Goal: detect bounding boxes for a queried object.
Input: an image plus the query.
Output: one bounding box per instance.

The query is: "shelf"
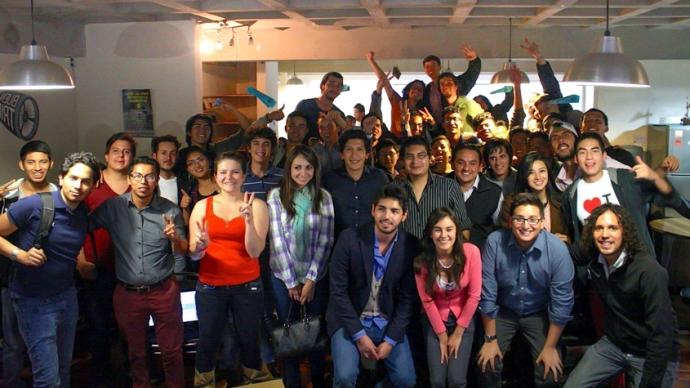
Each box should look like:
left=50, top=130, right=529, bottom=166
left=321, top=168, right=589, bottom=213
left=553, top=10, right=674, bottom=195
left=203, top=94, right=255, bottom=98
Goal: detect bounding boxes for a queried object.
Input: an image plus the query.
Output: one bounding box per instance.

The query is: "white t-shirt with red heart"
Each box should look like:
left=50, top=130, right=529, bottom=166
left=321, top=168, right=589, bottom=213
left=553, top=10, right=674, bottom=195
left=576, top=170, right=620, bottom=224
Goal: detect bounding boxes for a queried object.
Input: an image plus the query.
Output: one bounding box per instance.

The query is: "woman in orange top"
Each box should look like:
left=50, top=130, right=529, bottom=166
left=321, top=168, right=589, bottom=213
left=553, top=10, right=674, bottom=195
left=414, top=207, right=482, bottom=388
left=188, top=151, right=269, bottom=387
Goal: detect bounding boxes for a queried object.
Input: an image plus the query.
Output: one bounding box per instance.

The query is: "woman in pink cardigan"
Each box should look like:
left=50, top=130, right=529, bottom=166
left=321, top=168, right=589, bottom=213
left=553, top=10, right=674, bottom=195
left=414, top=207, right=482, bottom=388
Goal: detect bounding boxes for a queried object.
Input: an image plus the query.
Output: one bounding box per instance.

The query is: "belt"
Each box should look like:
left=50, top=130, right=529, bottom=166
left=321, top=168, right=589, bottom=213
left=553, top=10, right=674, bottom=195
left=118, top=276, right=170, bottom=293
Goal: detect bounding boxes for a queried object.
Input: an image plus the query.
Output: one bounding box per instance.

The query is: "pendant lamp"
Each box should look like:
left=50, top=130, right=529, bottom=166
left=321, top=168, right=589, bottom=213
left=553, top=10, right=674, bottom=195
left=562, top=0, right=649, bottom=88
left=491, top=18, right=530, bottom=86
left=0, top=0, right=75, bottom=90
left=286, top=62, right=303, bottom=86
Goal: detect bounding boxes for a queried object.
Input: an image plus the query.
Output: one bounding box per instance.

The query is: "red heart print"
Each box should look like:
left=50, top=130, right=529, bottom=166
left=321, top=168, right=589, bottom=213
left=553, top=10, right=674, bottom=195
left=583, top=197, right=601, bottom=213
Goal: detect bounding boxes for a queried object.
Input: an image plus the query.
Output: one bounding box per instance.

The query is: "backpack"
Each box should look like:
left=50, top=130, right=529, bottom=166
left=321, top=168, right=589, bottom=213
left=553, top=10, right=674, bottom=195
left=33, top=192, right=55, bottom=249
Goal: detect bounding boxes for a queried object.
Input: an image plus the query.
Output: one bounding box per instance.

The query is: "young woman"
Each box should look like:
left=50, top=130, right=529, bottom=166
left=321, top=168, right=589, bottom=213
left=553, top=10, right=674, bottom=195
left=181, top=146, right=218, bottom=223
left=267, top=145, right=334, bottom=388
left=188, top=152, right=269, bottom=387
left=514, top=151, right=568, bottom=241
left=414, top=208, right=481, bottom=388
left=430, top=135, right=454, bottom=176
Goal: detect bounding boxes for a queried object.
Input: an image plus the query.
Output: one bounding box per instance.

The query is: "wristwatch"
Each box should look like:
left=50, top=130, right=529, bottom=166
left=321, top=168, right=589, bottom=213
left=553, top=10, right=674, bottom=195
left=485, top=334, right=497, bottom=342
left=9, top=248, right=20, bottom=261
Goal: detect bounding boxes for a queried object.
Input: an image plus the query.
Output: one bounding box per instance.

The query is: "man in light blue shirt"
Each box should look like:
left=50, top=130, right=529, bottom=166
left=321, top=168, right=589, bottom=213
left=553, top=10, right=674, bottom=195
left=478, top=192, right=574, bottom=387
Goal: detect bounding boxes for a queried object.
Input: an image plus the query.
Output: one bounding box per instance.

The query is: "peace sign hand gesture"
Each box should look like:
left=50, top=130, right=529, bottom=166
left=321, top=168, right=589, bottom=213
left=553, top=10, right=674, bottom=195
left=240, top=192, right=255, bottom=224
left=194, top=219, right=209, bottom=253
left=162, top=214, right=178, bottom=242
left=0, top=178, right=19, bottom=198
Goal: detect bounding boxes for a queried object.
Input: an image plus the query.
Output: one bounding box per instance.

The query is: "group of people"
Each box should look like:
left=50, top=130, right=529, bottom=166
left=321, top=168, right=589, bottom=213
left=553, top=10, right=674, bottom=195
left=0, top=38, right=685, bottom=388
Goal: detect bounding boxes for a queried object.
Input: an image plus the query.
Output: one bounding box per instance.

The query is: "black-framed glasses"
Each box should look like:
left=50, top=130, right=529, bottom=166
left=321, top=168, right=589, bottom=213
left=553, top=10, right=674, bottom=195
left=129, top=173, right=157, bottom=183
left=511, top=216, right=542, bottom=226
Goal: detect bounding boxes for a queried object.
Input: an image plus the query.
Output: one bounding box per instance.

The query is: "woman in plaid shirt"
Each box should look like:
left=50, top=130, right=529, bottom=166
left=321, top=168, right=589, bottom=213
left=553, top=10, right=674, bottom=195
left=267, top=144, right=334, bottom=388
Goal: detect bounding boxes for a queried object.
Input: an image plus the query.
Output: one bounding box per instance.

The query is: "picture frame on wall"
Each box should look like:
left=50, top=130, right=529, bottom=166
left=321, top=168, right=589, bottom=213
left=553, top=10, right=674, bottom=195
left=122, top=89, right=154, bottom=137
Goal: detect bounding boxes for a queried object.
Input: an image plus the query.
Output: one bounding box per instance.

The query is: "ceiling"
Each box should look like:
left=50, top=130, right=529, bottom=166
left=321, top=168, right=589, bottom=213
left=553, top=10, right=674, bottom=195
left=3, top=0, right=690, bottom=31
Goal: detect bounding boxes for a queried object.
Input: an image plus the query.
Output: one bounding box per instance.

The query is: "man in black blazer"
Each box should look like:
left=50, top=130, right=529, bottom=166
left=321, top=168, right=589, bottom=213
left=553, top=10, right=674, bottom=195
left=327, top=185, right=419, bottom=388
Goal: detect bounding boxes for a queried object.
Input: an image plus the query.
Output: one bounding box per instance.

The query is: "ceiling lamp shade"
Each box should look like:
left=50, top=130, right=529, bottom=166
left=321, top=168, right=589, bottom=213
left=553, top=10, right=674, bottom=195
left=0, top=0, right=75, bottom=90
left=491, top=18, right=530, bottom=86
left=286, top=61, right=303, bottom=85
left=562, top=0, right=649, bottom=88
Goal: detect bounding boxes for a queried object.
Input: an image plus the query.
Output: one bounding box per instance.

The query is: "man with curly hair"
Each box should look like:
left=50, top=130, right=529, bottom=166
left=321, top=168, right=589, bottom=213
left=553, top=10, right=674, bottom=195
left=565, top=204, right=679, bottom=388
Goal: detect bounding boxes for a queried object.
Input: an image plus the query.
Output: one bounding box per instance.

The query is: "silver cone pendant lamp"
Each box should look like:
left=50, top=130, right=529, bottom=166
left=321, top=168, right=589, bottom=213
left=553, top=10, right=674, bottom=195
left=562, top=0, right=649, bottom=88
left=491, top=18, right=530, bottom=86
left=0, top=0, right=75, bottom=90
left=286, top=61, right=303, bottom=85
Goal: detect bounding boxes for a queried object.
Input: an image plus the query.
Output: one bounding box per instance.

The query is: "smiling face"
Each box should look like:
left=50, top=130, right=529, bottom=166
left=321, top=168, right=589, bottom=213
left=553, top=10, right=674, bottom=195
left=59, top=162, right=95, bottom=207
left=290, top=154, right=314, bottom=189
left=527, top=159, right=549, bottom=194
left=318, top=118, right=338, bottom=145
left=550, top=128, right=577, bottom=161
left=423, top=60, right=441, bottom=80
left=407, top=82, right=424, bottom=102
left=20, top=151, right=53, bottom=184
left=581, top=110, right=608, bottom=138
left=488, top=147, right=510, bottom=179
left=510, top=132, right=528, bottom=164
left=362, top=116, right=382, bottom=140
left=511, top=204, right=543, bottom=249
left=442, top=112, right=462, bottom=143
left=249, top=137, right=272, bottom=165
left=190, top=118, right=212, bottom=146
left=403, top=144, right=430, bottom=178
left=453, top=148, right=482, bottom=186
left=411, top=115, right=424, bottom=136
left=439, top=77, right=458, bottom=99
left=321, top=75, right=343, bottom=101
left=593, top=210, right=624, bottom=264
left=105, top=139, right=133, bottom=173
left=377, top=145, right=399, bottom=173
left=186, top=151, right=210, bottom=179
left=372, top=197, right=407, bottom=235
left=286, top=116, right=308, bottom=144
left=153, top=141, right=178, bottom=173
left=432, top=138, right=451, bottom=166
left=215, top=158, right=244, bottom=194
left=431, top=216, right=456, bottom=255
left=342, top=138, right=368, bottom=175
left=575, top=137, right=606, bottom=182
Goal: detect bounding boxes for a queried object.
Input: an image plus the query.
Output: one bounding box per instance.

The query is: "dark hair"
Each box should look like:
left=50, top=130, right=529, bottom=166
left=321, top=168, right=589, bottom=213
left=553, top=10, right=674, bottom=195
left=510, top=192, right=544, bottom=218
left=362, top=112, right=381, bottom=123
left=105, top=132, right=137, bottom=156
left=581, top=204, right=644, bottom=259
left=286, top=110, right=308, bottom=123
left=472, top=111, right=495, bottom=130
left=61, top=152, right=101, bottom=183
left=20, top=140, right=51, bottom=160
left=338, top=129, right=371, bottom=153
left=184, top=114, right=214, bottom=147
left=280, top=145, right=324, bottom=219
left=185, top=145, right=213, bottom=176
left=474, top=95, right=492, bottom=109
left=583, top=108, right=609, bottom=126
left=438, top=72, right=458, bottom=87
left=375, top=138, right=399, bottom=163
left=246, top=127, right=278, bottom=150
left=128, top=156, right=160, bottom=177
left=422, top=55, right=441, bottom=66
left=413, top=207, right=467, bottom=296
left=509, top=128, right=529, bottom=143
left=576, top=131, right=606, bottom=151
left=320, top=72, right=343, bottom=87
left=151, top=135, right=180, bottom=154
left=400, top=136, right=431, bottom=158
left=528, top=131, right=549, bottom=145
left=373, top=184, right=408, bottom=213
left=353, top=103, right=365, bottom=113
left=483, top=139, right=513, bottom=167
left=452, top=143, right=482, bottom=163
left=515, top=151, right=556, bottom=197
left=402, top=80, right=425, bottom=101
left=215, top=151, right=248, bottom=174
left=442, top=105, right=462, bottom=118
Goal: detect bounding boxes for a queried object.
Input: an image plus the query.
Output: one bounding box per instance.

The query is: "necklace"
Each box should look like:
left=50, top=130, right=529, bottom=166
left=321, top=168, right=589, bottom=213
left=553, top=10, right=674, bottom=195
left=438, top=258, right=453, bottom=269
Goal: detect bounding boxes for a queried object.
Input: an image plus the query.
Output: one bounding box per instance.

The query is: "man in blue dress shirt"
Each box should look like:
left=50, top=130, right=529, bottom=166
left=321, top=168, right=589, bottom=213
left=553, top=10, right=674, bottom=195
left=478, top=192, right=574, bottom=387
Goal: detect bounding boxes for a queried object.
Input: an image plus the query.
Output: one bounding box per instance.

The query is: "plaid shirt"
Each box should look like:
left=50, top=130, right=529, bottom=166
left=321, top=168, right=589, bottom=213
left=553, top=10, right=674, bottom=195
left=267, top=188, right=334, bottom=288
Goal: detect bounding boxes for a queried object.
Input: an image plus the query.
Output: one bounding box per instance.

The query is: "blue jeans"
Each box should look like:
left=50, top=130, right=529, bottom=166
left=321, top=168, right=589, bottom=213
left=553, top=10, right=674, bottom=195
left=271, top=275, right=328, bottom=388
left=194, top=279, right=264, bottom=372
left=330, top=326, right=416, bottom=388
left=2, top=287, right=27, bottom=388
left=564, top=336, right=679, bottom=388
left=11, top=287, right=78, bottom=388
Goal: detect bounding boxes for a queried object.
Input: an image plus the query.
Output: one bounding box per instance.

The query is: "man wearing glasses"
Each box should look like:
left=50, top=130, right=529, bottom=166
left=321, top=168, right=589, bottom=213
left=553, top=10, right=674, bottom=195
left=478, top=192, right=574, bottom=387
left=90, top=156, right=188, bottom=388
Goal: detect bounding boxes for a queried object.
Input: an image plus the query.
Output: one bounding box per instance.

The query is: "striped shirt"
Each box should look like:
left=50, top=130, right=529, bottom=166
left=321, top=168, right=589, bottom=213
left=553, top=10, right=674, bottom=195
left=242, top=165, right=284, bottom=202
left=394, top=172, right=471, bottom=239
left=267, top=188, right=334, bottom=289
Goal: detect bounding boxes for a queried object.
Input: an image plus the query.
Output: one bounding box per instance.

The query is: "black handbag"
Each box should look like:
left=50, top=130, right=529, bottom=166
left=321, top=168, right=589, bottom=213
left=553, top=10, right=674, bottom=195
left=270, top=303, right=327, bottom=359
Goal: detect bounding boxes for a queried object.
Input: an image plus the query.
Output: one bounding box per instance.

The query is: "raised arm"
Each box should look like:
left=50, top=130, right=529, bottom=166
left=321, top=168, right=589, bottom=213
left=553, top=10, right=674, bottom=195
left=366, top=51, right=402, bottom=104
left=457, top=44, right=481, bottom=96
left=520, top=38, right=563, bottom=98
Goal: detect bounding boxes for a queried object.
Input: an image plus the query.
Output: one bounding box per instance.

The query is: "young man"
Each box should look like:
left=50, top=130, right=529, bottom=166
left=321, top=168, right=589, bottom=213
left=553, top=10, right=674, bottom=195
left=76, top=132, right=136, bottom=385
left=0, top=140, right=58, bottom=388
left=421, top=46, right=481, bottom=124
left=0, top=152, right=100, bottom=388
left=394, top=136, right=471, bottom=240
left=452, top=144, right=503, bottom=249
left=324, top=130, right=389, bottom=237
left=313, top=116, right=343, bottom=175
left=243, top=127, right=284, bottom=201
left=565, top=204, right=679, bottom=388
left=549, top=121, right=579, bottom=192
left=295, top=71, right=350, bottom=139
left=274, top=110, right=309, bottom=168
left=327, top=185, right=419, bottom=387
left=152, top=134, right=181, bottom=204
left=90, top=156, right=188, bottom=388
left=435, top=73, right=483, bottom=140
left=353, top=103, right=366, bottom=126
left=561, top=132, right=688, bottom=254
left=483, top=139, right=517, bottom=196
left=478, top=193, right=574, bottom=387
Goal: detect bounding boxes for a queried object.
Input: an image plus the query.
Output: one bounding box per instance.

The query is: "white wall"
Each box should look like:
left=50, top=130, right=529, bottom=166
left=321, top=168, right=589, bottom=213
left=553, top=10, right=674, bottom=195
left=75, top=21, right=202, bottom=156
left=596, top=60, right=690, bottom=146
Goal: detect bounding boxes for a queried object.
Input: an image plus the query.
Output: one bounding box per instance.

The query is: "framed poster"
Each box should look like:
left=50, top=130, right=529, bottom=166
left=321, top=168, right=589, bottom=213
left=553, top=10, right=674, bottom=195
left=122, top=89, right=153, bottom=136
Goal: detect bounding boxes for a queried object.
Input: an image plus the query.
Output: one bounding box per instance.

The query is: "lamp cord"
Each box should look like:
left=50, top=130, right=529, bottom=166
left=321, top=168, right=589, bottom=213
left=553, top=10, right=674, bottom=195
left=30, top=0, right=37, bottom=44
left=508, top=17, right=512, bottom=61
left=605, top=0, right=611, bottom=36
